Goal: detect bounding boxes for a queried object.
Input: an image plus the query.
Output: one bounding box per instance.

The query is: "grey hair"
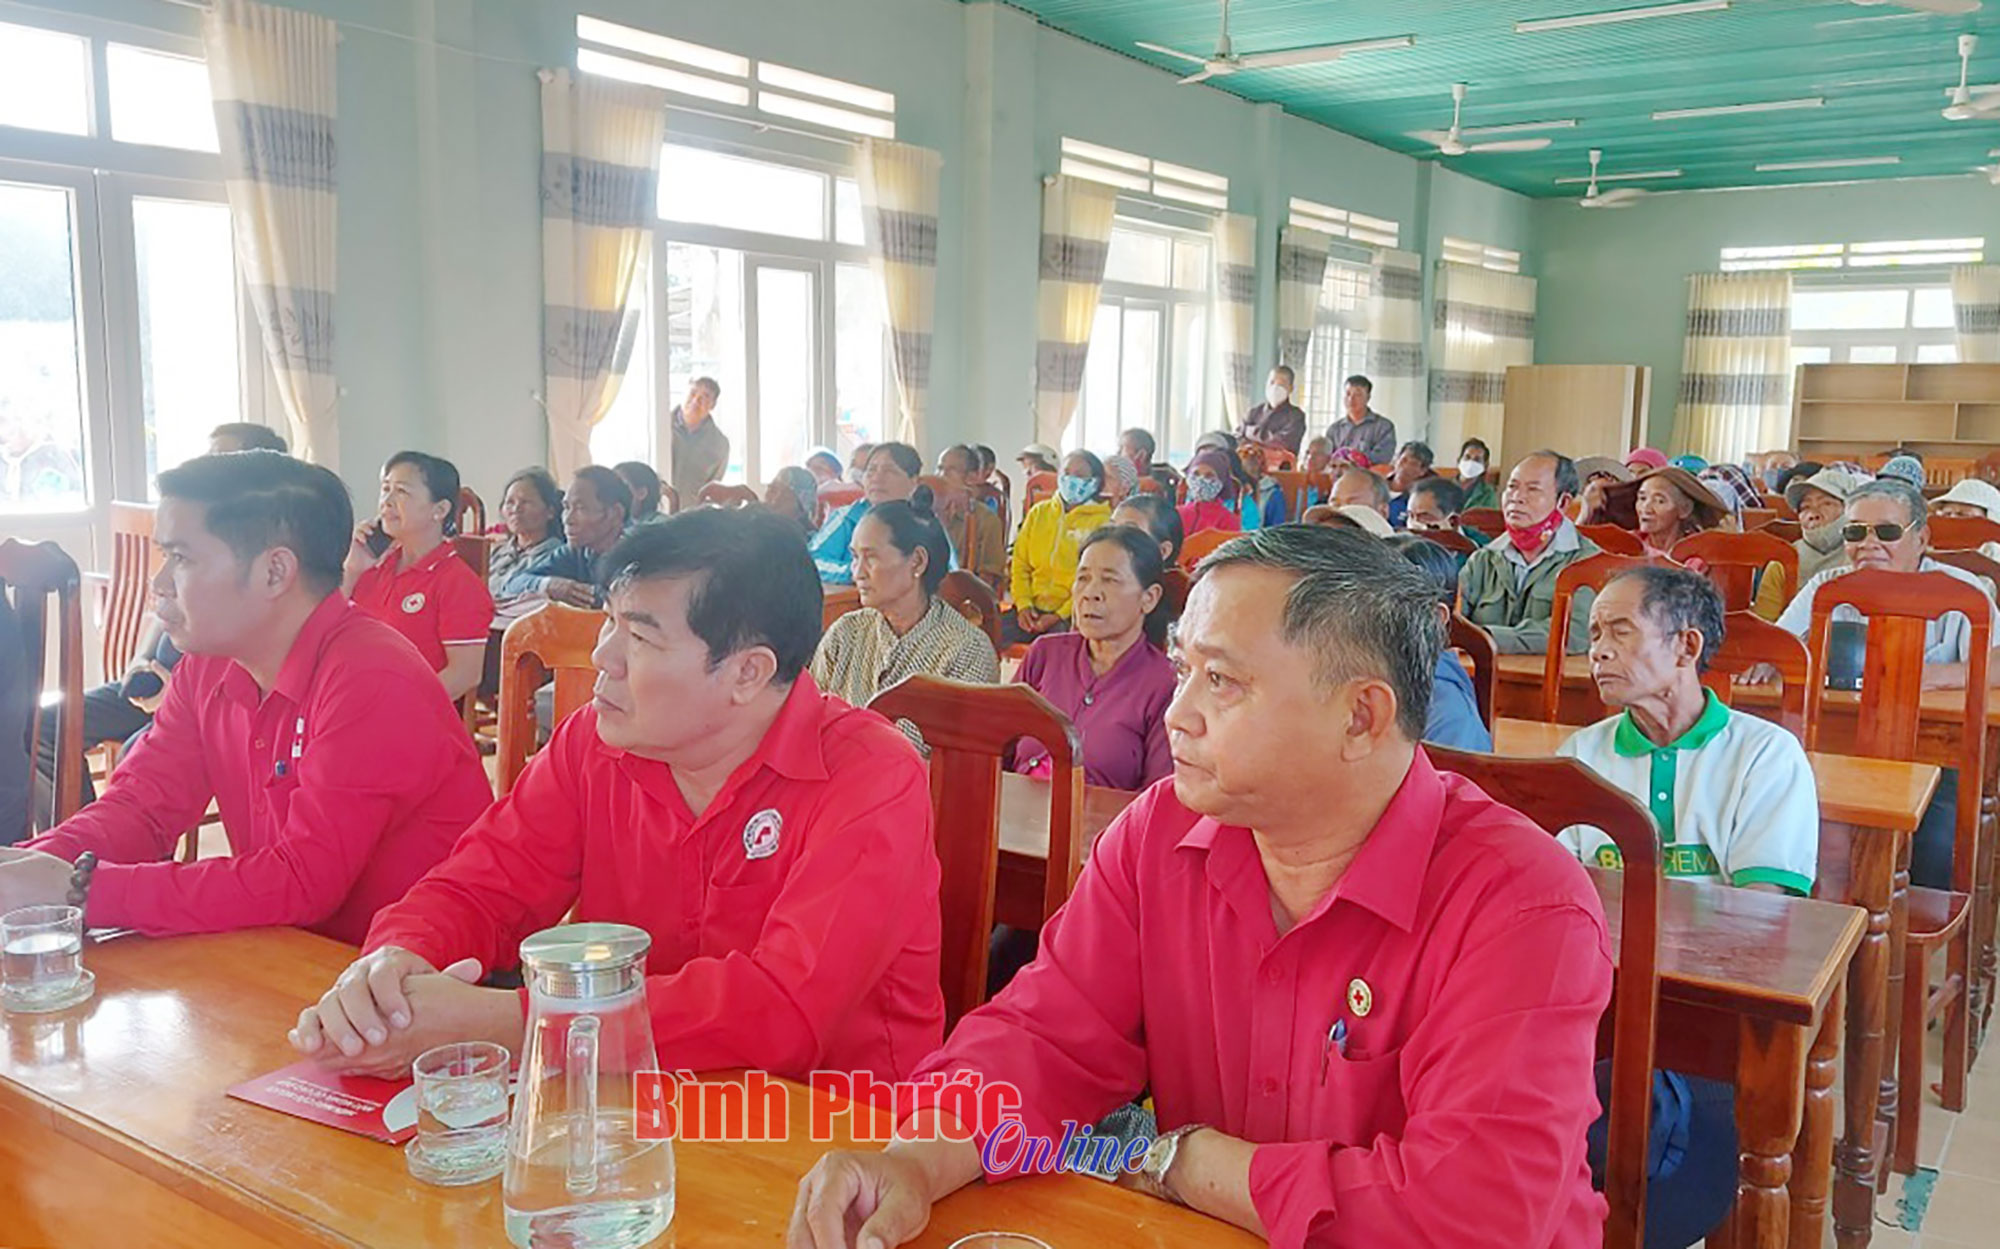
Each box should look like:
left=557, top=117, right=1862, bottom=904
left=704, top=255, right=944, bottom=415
left=1195, top=525, right=1440, bottom=741
left=1846, top=478, right=1927, bottom=529
left=1337, top=466, right=1393, bottom=511
left=1606, top=565, right=1725, bottom=673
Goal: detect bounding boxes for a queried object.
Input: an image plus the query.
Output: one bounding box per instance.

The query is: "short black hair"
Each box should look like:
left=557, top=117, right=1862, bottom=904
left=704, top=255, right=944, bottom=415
left=868, top=442, right=923, bottom=478
left=604, top=508, right=821, bottom=684
left=1386, top=533, right=1459, bottom=609
left=693, top=376, right=721, bottom=401
left=571, top=464, right=633, bottom=526
left=1607, top=565, right=1726, bottom=672
left=973, top=445, right=997, bottom=472
left=1459, top=437, right=1490, bottom=459
left=1410, top=475, right=1465, bottom=516
left=1079, top=523, right=1170, bottom=648
left=384, top=451, right=463, bottom=533
left=1523, top=449, right=1580, bottom=498
left=861, top=487, right=951, bottom=597
left=1270, top=364, right=1296, bottom=387
left=1112, top=491, right=1185, bottom=562
left=504, top=466, right=565, bottom=540
left=209, top=422, right=289, bottom=454
left=1396, top=441, right=1435, bottom=469
left=1344, top=374, right=1374, bottom=394
left=613, top=461, right=663, bottom=517
left=1121, top=427, right=1156, bottom=460
left=157, top=451, right=351, bottom=594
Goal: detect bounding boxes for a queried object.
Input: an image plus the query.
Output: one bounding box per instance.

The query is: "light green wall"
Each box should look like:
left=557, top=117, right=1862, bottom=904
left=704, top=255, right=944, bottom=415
left=1533, top=176, right=1997, bottom=448
left=54, top=0, right=1539, bottom=498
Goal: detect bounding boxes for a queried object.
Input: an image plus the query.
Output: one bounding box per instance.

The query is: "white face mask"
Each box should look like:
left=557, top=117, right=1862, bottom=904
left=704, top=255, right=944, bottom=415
left=1459, top=458, right=1485, bottom=480
left=1265, top=383, right=1290, bottom=408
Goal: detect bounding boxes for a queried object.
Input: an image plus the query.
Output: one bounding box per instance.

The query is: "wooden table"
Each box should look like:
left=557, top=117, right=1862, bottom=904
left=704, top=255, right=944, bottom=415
left=994, top=771, right=1136, bottom=930
left=0, top=928, right=1259, bottom=1249
left=1495, top=718, right=1935, bottom=1249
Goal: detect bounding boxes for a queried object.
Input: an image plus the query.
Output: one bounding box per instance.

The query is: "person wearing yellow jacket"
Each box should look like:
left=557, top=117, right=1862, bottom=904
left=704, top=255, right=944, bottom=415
left=1007, top=449, right=1111, bottom=644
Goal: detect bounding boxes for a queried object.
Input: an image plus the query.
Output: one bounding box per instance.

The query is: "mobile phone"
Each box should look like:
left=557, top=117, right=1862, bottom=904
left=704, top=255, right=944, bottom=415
left=364, top=522, right=393, bottom=558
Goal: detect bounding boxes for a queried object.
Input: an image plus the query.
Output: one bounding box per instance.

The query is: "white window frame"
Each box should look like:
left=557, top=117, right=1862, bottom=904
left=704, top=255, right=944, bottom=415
left=1072, top=213, right=1214, bottom=460
left=1788, top=278, right=1958, bottom=367
left=1288, top=196, right=1399, bottom=249
left=1442, top=235, right=1522, bottom=274
left=1302, top=254, right=1372, bottom=429
left=1722, top=237, right=1986, bottom=272
left=1059, top=137, right=1228, bottom=211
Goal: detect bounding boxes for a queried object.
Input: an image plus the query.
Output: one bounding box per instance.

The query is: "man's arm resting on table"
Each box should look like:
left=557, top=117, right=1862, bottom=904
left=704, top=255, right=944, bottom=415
left=291, top=944, right=524, bottom=1077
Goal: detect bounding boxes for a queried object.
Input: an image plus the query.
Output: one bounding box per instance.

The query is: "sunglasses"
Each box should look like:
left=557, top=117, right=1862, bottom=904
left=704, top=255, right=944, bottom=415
left=1841, top=522, right=1913, bottom=544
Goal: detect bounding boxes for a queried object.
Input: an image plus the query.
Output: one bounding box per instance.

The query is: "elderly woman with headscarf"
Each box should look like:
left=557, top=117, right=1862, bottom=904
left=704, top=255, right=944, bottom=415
left=1101, top=450, right=1139, bottom=506
left=763, top=465, right=819, bottom=533
left=1624, top=447, right=1669, bottom=475
left=1178, top=446, right=1241, bottom=538
left=1633, top=464, right=1731, bottom=558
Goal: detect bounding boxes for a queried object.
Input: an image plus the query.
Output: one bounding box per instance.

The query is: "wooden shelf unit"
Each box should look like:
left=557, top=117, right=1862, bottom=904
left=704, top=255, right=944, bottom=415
left=1793, top=364, right=2000, bottom=473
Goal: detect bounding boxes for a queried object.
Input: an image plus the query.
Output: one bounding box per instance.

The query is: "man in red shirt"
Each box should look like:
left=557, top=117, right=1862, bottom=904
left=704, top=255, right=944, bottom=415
left=790, top=526, right=1613, bottom=1249
left=289, top=508, right=944, bottom=1084
left=0, top=452, right=489, bottom=943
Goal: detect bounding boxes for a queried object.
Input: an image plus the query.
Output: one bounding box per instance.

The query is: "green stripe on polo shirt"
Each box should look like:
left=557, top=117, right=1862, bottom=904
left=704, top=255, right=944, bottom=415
left=1609, top=690, right=1731, bottom=851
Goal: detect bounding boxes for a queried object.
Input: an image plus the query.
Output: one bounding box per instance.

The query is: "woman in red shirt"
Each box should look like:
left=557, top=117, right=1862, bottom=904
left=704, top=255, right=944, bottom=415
left=344, top=451, right=494, bottom=701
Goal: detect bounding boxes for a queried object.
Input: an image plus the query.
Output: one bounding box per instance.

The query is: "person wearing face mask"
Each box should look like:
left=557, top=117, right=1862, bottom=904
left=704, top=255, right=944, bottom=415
left=1458, top=451, right=1602, bottom=655
left=1458, top=438, right=1497, bottom=511
left=808, top=442, right=922, bottom=585
left=1007, top=450, right=1112, bottom=641
left=1177, top=448, right=1241, bottom=539
left=1752, top=467, right=1869, bottom=620
left=1239, top=365, right=1307, bottom=458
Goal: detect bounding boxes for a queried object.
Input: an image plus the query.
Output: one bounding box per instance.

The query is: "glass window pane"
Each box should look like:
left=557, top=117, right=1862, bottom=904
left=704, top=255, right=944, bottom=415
left=1119, top=306, right=1161, bottom=443
left=660, top=145, right=825, bottom=241
left=1790, top=346, right=1834, bottom=369
left=0, top=23, right=89, bottom=136
left=0, top=182, right=88, bottom=513
left=1172, top=237, right=1209, bottom=291
left=834, top=262, right=884, bottom=463
left=589, top=259, right=654, bottom=470
left=1847, top=345, right=1899, bottom=364
left=1791, top=288, right=1909, bottom=332
left=1911, top=287, right=1956, bottom=330
left=753, top=266, right=815, bottom=483
left=1104, top=226, right=1171, bottom=287
left=1167, top=303, right=1205, bottom=460
left=133, top=197, right=242, bottom=487
left=835, top=178, right=863, bottom=247
left=1916, top=343, right=1959, bottom=364
left=108, top=44, right=221, bottom=153
left=1071, top=303, right=1122, bottom=451
left=664, top=241, right=748, bottom=481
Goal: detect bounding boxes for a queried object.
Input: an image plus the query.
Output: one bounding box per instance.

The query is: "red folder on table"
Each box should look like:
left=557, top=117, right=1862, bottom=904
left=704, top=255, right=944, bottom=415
left=227, top=1059, right=419, bottom=1144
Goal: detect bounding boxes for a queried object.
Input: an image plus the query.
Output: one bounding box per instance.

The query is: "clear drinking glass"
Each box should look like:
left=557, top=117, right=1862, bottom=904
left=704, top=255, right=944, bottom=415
left=406, top=1041, right=511, bottom=1186
left=948, top=1235, right=1055, bottom=1249
left=0, top=904, right=92, bottom=1014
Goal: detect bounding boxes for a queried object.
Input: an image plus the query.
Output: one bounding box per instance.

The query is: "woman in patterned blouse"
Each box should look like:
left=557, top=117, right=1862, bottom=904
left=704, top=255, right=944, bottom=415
left=480, top=467, right=566, bottom=698
left=810, top=485, right=999, bottom=746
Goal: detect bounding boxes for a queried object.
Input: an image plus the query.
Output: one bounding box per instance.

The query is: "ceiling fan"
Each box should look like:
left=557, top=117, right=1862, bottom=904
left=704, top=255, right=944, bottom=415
left=1136, top=0, right=1414, bottom=86
left=1849, top=0, right=1981, bottom=14
left=1412, top=83, right=1557, bottom=156
left=1577, top=150, right=1649, bottom=208
left=1945, top=34, right=2000, bottom=120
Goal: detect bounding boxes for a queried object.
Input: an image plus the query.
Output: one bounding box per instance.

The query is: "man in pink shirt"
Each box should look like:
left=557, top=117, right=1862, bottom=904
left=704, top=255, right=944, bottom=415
left=791, top=526, right=1613, bottom=1249
left=0, top=452, right=488, bottom=942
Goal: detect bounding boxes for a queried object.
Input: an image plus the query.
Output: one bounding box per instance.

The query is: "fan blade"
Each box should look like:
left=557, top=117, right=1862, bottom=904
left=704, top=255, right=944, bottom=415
left=1136, top=41, right=1211, bottom=66
left=1408, top=129, right=1455, bottom=145
left=1233, top=43, right=1356, bottom=71
left=1593, top=187, right=1648, bottom=205
left=1865, top=0, right=1983, bottom=13
left=1968, top=93, right=2000, bottom=116
left=1179, top=67, right=1221, bottom=85
left=1465, top=137, right=1555, bottom=153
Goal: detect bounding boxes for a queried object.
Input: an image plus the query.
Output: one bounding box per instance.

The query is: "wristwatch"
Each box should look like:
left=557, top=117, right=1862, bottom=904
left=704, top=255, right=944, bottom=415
left=1136, top=1122, right=1206, bottom=1205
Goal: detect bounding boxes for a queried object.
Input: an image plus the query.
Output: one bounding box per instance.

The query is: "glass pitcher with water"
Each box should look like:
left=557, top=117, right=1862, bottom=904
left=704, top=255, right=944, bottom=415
left=504, top=922, right=675, bottom=1248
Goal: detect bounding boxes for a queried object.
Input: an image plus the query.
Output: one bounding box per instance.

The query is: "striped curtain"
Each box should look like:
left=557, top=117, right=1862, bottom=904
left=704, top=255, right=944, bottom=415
left=1033, top=176, right=1118, bottom=449
left=1275, top=225, right=1333, bottom=377
left=1672, top=272, right=1793, bottom=464
left=201, top=0, right=338, bottom=465
left=1364, top=248, right=1424, bottom=442
left=1429, top=263, right=1537, bottom=454
left=1212, top=212, right=1258, bottom=427
left=857, top=139, right=943, bottom=447
left=1952, top=264, right=2000, bottom=364
left=539, top=68, right=667, bottom=482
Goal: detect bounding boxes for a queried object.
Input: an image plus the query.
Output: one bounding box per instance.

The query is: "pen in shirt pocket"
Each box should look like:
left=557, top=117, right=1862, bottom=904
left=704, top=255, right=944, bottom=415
left=1319, top=1017, right=1349, bottom=1083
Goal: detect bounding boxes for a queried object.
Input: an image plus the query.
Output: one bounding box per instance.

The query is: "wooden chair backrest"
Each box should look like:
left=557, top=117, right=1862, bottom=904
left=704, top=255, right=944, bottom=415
left=1545, top=553, right=1674, bottom=723
left=867, top=675, right=1083, bottom=1027
left=1762, top=492, right=1796, bottom=519
left=1702, top=611, right=1812, bottom=742
left=456, top=486, right=485, bottom=537
left=938, top=571, right=1002, bottom=650
left=1927, top=456, right=1978, bottom=489
left=1447, top=612, right=1497, bottom=730
left=1428, top=747, right=1660, bottom=1249
left=1160, top=568, right=1192, bottom=619
left=1023, top=471, right=1057, bottom=510
left=449, top=534, right=490, bottom=581
left=1927, top=514, right=2000, bottom=553
left=1762, top=518, right=1802, bottom=543
left=1739, top=507, right=1779, bottom=532
left=102, top=502, right=159, bottom=677
left=1267, top=469, right=1319, bottom=521
left=0, top=540, right=84, bottom=835
left=1179, top=527, right=1236, bottom=572
left=1577, top=524, right=1645, bottom=556
left=1929, top=548, right=2000, bottom=595
left=697, top=482, right=760, bottom=509
left=495, top=604, right=605, bottom=796
left=818, top=485, right=863, bottom=519
left=1414, top=527, right=1478, bottom=557
left=1672, top=529, right=1798, bottom=613
left=1461, top=507, right=1504, bottom=536
left=1805, top=569, right=1989, bottom=893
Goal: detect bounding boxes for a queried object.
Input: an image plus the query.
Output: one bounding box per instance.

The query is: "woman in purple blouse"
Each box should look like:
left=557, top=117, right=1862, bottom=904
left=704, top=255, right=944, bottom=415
left=1012, top=524, right=1177, bottom=791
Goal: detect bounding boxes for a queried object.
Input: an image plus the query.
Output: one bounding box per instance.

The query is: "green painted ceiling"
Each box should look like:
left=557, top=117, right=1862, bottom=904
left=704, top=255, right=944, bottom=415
left=992, top=0, right=2000, bottom=196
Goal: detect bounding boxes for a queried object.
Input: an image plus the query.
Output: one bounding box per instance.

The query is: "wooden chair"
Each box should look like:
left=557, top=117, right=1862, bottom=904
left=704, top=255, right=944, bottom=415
left=868, top=675, right=1083, bottom=1027
left=0, top=540, right=85, bottom=836
left=1702, top=611, right=1812, bottom=742
left=1268, top=469, right=1317, bottom=521
left=1544, top=553, right=1674, bottom=724
left=1461, top=506, right=1504, bottom=537
left=818, top=484, right=863, bottom=517
left=456, top=486, right=485, bottom=537
left=1762, top=518, right=1802, bottom=543
left=1159, top=568, right=1192, bottom=619
left=1927, top=457, right=1978, bottom=490
left=1023, top=471, right=1057, bottom=511
left=1446, top=612, right=1497, bottom=731
left=1428, top=747, right=1661, bottom=1249
left=1739, top=507, right=1779, bottom=533
left=1578, top=524, right=1645, bottom=556
left=938, top=571, right=1002, bottom=650
left=1927, top=514, right=2000, bottom=553
left=660, top=485, right=681, bottom=516
left=1931, top=548, right=2000, bottom=594
left=697, top=482, right=759, bottom=509
left=1762, top=492, right=1796, bottom=519
left=1179, top=527, right=1236, bottom=572
left=495, top=603, right=605, bottom=796
left=100, top=502, right=159, bottom=680
left=973, top=480, right=1010, bottom=539
left=1414, top=527, right=1478, bottom=557
left=449, top=534, right=491, bottom=581
left=1801, top=569, right=1988, bottom=1176
left=1672, top=529, right=1798, bottom=614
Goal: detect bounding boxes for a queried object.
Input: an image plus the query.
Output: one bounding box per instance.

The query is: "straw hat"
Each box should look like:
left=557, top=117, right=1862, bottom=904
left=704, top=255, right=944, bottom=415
left=1635, top=465, right=1730, bottom=532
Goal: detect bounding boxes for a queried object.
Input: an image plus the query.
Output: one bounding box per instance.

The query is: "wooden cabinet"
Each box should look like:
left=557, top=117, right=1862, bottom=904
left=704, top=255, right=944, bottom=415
left=1498, top=365, right=1649, bottom=474
left=1794, top=363, right=2000, bottom=485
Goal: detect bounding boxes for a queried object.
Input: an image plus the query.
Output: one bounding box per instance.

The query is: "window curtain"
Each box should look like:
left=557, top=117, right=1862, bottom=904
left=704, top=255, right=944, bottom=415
left=857, top=138, right=942, bottom=447
left=1275, top=225, right=1333, bottom=379
left=1429, top=263, right=1537, bottom=455
left=1364, top=248, right=1424, bottom=443
left=1672, top=272, right=1793, bottom=464
left=201, top=0, right=338, bottom=465
left=1212, top=212, right=1258, bottom=428
left=1033, top=176, right=1118, bottom=449
left=538, top=67, right=667, bottom=482
left=1953, top=264, right=2000, bottom=364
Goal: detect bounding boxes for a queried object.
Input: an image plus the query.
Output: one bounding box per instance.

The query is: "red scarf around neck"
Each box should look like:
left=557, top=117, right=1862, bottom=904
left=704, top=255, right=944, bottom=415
left=1505, top=507, right=1565, bottom=555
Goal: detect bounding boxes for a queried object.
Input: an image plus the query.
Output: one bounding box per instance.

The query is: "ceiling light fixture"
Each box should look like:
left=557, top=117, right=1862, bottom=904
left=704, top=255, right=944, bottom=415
left=1652, top=96, right=1825, bottom=120
left=1754, top=156, right=1901, bottom=171
left=1553, top=168, right=1682, bottom=183
left=1459, top=118, right=1580, bottom=137
left=1517, top=0, right=1730, bottom=35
